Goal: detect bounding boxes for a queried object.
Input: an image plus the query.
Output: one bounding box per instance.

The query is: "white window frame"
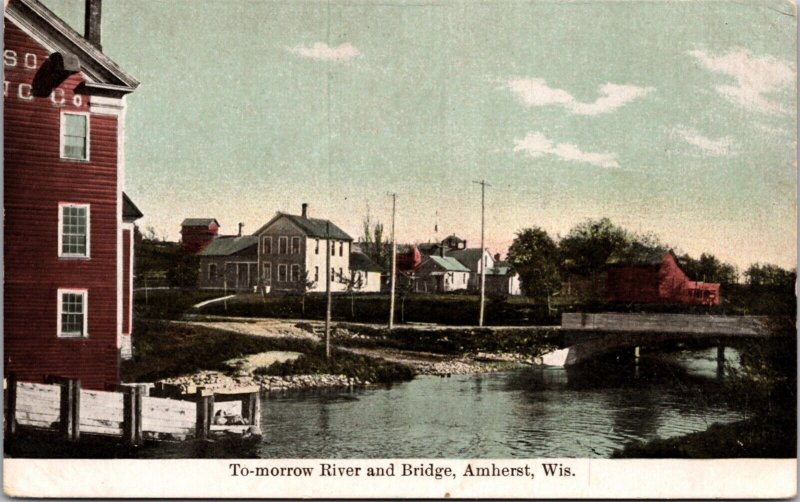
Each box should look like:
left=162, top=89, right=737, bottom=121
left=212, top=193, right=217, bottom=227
left=278, top=264, right=287, bottom=282
left=57, top=288, right=88, bottom=338
left=291, top=264, right=300, bottom=282
left=291, top=236, right=301, bottom=255
left=58, top=202, right=91, bottom=259
left=262, top=236, right=272, bottom=255
left=278, top=236, right=288, bottom=255
left=60, top=111, right=90, bottom=161
left=264, top=262, right=272, bottom=284
left=315, top=239, right=320, bottom=255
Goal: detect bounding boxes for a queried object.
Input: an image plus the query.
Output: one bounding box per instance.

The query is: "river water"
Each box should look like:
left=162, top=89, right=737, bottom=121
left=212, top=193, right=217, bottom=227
left=131, top=348, right=746, bottom=459
left=251, top=348, right=742, bottom=458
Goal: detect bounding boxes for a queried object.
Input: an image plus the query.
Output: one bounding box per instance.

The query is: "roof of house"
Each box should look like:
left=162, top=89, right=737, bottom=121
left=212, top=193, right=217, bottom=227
left=485, top=265, right=515, bottom=276
left=447, top=248, right=486, bottom=265
left=181, top=218, right=220, bottom=228
left=122, top=192, right=143, bottom=221
left=8, top=0, right=139, bottom=96
left=425, top=255, right=471, bottom=272
left=255, top=212, right=353, bottom=241
left=198, top=236, right=258, bottom=256
left=417, top=242, right=446, bottom=255
left=606, top=248, right=672, bottom=267
left=350, top=252, right=384, bottom=273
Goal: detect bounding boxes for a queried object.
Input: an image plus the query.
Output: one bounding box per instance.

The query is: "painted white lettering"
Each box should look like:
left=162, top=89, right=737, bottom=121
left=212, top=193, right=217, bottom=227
left=3, top=50, right=17, bottom=67
left=3, top=81, right=9, bottom=98
left=50, top=88, right=65, bottom=106
left=18, top=83, right=32, bottom=100
left=23, top=53, right=37, bottom=70
left=72, top=94, right=83, bottom=107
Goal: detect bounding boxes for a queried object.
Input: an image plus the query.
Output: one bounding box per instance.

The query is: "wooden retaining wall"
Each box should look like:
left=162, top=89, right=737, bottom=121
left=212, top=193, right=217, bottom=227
left=5, top=375, right=261, bottom=445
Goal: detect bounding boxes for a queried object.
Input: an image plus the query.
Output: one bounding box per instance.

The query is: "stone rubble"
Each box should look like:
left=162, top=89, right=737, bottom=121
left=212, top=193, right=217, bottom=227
left=158, top=370, right=366, bottom=394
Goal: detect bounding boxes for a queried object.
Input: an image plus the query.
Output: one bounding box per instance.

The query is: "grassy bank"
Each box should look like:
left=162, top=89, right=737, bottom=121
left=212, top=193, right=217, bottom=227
left=121, top=320, right=317, bottom=382
left=612, top=413, right=796, bottom=458
left=330, top=323, right=562, bottom=357
left=135, top=288, right=225, bottom=320
left=254, top=346, right=416, bottom=384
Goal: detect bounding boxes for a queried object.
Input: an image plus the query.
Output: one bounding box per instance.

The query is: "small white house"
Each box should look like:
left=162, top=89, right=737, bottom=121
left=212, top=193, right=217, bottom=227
left=414, top=256, right=471, bottom=293
left=447, top=247, right=496, bottom=290
left=485, top=265, right=522, bottom=296
left=349, top=251, right=384, bottom=293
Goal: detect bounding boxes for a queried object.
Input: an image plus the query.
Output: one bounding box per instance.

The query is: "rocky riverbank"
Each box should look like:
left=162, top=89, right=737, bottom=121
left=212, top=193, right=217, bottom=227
left=156, top=370, right=369, bottom=394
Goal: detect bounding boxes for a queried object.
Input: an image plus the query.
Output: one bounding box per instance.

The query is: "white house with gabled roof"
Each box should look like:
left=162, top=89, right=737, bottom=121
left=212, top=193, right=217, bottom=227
left=254, top=203, right=353, bottom=293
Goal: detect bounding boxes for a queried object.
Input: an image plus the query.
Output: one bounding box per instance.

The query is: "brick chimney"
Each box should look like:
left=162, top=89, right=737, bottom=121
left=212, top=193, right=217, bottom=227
left=301, top=203, right=308, bottom=219
left=238, top=223, right=244, bottom=236
left=84, top=0, right=102, bottom=50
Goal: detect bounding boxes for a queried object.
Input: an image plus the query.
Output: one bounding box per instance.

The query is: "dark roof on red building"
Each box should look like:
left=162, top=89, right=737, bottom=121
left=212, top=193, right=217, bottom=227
left=605, top=248, right=672, bottom=267
left=181, top=218, right=220, bottom=228
left=8, top=0, right=139, bottom=96
left=122, top=192, right=143, bottom=221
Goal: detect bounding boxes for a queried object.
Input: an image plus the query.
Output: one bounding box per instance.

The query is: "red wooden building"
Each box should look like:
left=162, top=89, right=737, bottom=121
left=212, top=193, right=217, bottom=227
left=4, top=0, right=141, bottom=389
left=180, top=218, right=220, bottom=254
left=605, top=250, right=720, bottom=306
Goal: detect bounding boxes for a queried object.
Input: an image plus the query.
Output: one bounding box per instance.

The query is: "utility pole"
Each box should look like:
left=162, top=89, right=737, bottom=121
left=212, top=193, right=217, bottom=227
left=473, top=180, right=490, bottom=327
left=325, top=221, right=332, bottom=359
left=388, top=192, right=398, bottom=330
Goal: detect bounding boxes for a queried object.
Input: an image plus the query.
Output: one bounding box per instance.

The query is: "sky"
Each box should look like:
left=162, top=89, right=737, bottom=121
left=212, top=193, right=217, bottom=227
left=43, top=0, right=797, bottom=270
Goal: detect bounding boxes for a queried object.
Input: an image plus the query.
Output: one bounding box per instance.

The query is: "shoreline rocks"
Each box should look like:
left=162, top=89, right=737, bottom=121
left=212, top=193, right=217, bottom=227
left=156, top=370, right=368, bottom=395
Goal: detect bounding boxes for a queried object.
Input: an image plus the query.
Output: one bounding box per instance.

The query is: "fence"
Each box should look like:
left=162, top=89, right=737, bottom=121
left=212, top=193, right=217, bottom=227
left=4, top=374, right=260, bottom=445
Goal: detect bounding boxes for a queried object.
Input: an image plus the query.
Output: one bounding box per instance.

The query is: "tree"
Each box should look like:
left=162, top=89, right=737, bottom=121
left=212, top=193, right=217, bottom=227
left=298, top=270, right=317, bottom=315
left=744, top=263, right=796, bottom=289
left=507, top=227, right=561, bottom=300
left=340, top=271, right=365, bottom=319
left=360, top=217, right=389, bottom=271
left=676, top=253, right=738, bottom=284
left=559, top=218, right=664, bottom=276
left=166, top=252, right=199, bottom=288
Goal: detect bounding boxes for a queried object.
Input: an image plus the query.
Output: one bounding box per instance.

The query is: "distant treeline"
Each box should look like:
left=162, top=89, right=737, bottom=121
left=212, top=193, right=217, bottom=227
left=502, top=218, right=796, bottom=300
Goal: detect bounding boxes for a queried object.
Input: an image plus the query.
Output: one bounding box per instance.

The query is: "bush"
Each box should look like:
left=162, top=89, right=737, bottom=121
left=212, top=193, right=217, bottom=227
left=254, top=347, right=416, bottom=384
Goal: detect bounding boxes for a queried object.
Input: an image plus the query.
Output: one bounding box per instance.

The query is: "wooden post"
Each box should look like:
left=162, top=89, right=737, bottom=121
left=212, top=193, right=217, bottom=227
left=122, top=386, right=136, bottom=445
left=243, top=392, right=258, bottom=426
left=134, top=385, right=145, bottom=445
left=253, top=392, right=261, bottom=429
left=195, top=388, right=212, bottom=440
left=59, top=378, right=80, bottom=442
left=5, top=373, right=17, bottom=437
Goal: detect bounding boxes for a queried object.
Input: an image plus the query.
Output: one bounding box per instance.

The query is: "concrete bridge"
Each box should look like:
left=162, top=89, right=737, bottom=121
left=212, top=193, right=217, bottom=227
left=541, top=313, right=786, bottom=366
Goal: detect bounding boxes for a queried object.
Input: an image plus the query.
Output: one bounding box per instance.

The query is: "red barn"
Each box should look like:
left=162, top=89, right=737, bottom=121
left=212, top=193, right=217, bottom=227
left=180, top=218, right=220, bottom=254
left=4, top=0, right=141, bottom=389
left=605, top=250, right=720, bottom=306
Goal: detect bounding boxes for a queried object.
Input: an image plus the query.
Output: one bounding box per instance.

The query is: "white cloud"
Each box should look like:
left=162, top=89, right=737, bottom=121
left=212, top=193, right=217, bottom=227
left=673, top=126, right=734, bottom=156
left=505, top=78, right=654, bottom=115
left=287, top=42, right=361, bottom=62
left=688, top=47, right=795, bottom=114
left=513, top=132, right=619, bottom=168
